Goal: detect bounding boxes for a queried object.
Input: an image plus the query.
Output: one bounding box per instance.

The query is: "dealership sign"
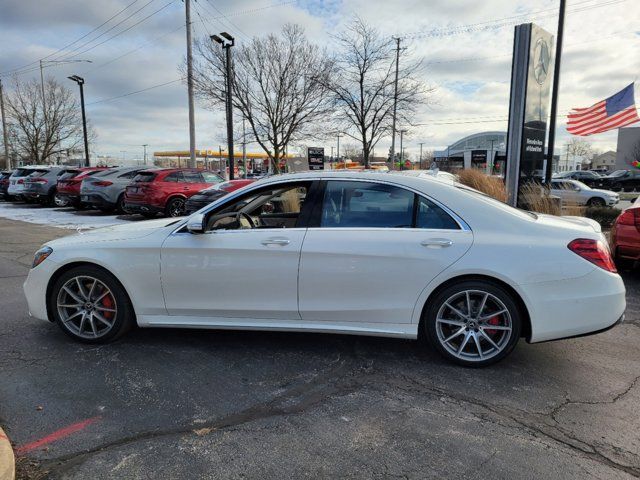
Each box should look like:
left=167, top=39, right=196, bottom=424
left=505, top=23, right=554, bottom=206
left=307, top=147, right=325, bottom=171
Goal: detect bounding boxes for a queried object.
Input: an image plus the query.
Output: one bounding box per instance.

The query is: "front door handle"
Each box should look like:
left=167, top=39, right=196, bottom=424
left=421, top=238, right=453, bottom=248
left=261, top=237, right=290, bottom=246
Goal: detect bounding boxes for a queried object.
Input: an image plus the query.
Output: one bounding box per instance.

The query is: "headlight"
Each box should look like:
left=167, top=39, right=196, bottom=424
left=32, top=246, right=53, bottom=268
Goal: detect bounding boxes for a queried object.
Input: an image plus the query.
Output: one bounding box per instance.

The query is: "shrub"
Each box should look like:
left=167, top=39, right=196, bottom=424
left=456, top=169, right=507, bottom=202
left=584, top=206, right=621, bottom=229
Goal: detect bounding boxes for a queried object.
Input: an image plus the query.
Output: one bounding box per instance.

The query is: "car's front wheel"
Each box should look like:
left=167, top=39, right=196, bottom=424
left=49, top=266, right=134, bottom=343
left=587, top=197, right=606, bottom=207
left=424, top=280, right=521, bottom=367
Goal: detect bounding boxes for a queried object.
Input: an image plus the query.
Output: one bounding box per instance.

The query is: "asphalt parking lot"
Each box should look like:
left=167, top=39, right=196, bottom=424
left=1, top=216, right=639, bottom=479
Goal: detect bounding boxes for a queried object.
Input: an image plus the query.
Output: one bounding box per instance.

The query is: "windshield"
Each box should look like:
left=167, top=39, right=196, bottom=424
left=28, top=169, right=50, bottom=178
left=573, top=180, right=590, bottom=190
left=609, top=170, right=627, bottom=177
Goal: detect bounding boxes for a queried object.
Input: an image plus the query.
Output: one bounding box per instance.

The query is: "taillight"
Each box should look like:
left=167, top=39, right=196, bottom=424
left=568, top=238, right=617, bottom=273
left=616, top=208, right=640, bottom=232
left=93, top=181, right=113, bottom=187
left=17, top=178, right=24, bottom=184
left=31, top=178, right=48, bottom=184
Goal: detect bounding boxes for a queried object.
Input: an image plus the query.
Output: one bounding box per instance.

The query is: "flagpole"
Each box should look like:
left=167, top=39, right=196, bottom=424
left=545, top=0, right=566, bottom=183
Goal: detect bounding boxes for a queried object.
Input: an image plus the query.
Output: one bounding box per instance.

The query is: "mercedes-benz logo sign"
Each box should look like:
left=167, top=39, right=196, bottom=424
left=533, top=38, right=550, bottom=85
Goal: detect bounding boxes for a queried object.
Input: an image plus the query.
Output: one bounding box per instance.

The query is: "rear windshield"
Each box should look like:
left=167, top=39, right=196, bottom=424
left=132, top=172, right=157, bottom=182
left=13, top=168, right=35, bottom=177
left=455, top=184, right=537, bottom=220
left=28, top=169, right=50, bottom=178
left=58, top=170, right=81, bottom=180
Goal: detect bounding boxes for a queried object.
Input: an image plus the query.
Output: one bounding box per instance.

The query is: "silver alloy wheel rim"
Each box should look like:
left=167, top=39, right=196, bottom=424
left=56, top=276, right=117, bottom=339
left=170, top=199, right=185, bottom=217
left=435, top=289, right=512, bottom=362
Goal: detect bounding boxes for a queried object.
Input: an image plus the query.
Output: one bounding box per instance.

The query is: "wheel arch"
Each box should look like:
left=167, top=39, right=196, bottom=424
left=417, top=274, right=532, bottom=342
left=45, top=261, right=137, bottom=323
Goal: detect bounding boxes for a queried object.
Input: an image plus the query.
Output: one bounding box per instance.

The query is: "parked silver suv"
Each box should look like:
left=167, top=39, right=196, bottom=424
left=22, top=167, right=66, bottom=206
left=80, top=166, right=158, bottom=213
left=7, top=166, right=52, bottom=201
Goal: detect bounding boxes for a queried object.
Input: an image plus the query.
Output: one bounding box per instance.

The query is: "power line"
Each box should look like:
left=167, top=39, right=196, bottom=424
left=0, top=0, right=142, bottom=76
left=86, top=77, right=183, bottom=105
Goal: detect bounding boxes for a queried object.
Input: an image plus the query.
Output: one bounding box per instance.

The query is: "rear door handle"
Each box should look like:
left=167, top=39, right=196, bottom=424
left=261, top=237, right=290, bottom=246
left=421, top=238, right=453, bottom=248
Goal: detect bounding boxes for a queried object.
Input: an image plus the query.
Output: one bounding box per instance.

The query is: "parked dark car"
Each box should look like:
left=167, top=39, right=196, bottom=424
left=22, top=167, right=66, bottom=205
left=598, top=169, right=640, bottom=192
left=0, top=171, right=13, bottom=200
left=124, top=168, right=223, bottom=217
left=555, top=170, right=603, bottom=187
left=57, top=167, right=110, bottom=209
left=185, top=179, right=256, bottom=214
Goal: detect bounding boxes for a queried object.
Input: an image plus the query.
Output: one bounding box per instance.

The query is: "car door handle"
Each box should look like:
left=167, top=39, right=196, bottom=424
left=421, top=238, right=453, bottom=248
left=261, top=238, right=290, bottom=246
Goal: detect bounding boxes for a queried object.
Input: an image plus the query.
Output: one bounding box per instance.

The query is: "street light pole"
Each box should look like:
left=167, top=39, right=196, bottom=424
left=336, top=133, right=343, bottom=167
left=390, top=37, right=401, bottom=171
left=211, top=32, right=236, bottom=179
left=399, top=129, right=407, bottom=170
left=142, top=144, right=148, bottom=165
left=67, top=75, right=90, bottom=167
left=419, top=142, right=424, bottom=169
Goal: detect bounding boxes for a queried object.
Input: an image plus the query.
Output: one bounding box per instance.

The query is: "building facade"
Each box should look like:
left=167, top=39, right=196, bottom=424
left=434, top=131, right=507, bottom=175
left=615, top=127, right=640, bottom=171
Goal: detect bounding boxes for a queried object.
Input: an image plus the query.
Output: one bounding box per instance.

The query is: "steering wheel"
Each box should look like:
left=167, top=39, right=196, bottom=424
left=236, top=211, right=255, bottom=229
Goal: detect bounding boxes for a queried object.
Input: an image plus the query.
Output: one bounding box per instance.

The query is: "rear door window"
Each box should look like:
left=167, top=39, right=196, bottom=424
left=132, top=172, right=157, bottom=183
left=164, top=172, right=185, bottom=182
left=416, top=196, right=460, bottom=230
left=183, top=171, right=203, bottom=183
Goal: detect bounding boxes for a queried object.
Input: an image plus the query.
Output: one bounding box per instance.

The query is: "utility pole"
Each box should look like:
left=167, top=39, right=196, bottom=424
left=67, top=75, right=90, bottom=167
left=390, top=37, right=401, bottom=170
left=185, top=0, right=196, bottom=168
left=419, top=142, right=424, bottom=169
left=336, top=133, right=343, bottom=166
left=489, top=139, right=496, bottom=175
left=211, top=33, right=236, bottom=179
left=142, top=144, right=148, bottom=165
left=545, top=0, right=566, bottom=183
left=399, top=129, right=407, bottom=170
left=242, top=116, right=247, bottom=178
left=0, top=79, right=10, bottom=170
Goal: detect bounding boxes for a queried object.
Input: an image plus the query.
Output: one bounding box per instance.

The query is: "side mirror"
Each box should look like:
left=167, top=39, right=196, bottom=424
left=186, top=213, right=205, bottom=234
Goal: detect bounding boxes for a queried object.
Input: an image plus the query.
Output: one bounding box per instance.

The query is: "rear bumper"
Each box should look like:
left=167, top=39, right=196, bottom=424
left=523, top=268, right=626, bottom=343
left=80, top=193, right=115, bottom=208
left=124, top=202, right=163, bottom=215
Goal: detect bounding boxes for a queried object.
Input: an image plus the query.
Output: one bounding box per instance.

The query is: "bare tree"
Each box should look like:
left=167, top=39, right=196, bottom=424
left=5, top=76, right=85, bottom=164
left=192, top=24, right=333, bottom=173
left=320, top=18, right=433, bottom=168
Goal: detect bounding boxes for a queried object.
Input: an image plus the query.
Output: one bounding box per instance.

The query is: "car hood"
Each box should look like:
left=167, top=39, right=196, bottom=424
left=46, top=217, right=181, bottom=247
left=589, top=188, right=617, bottom=197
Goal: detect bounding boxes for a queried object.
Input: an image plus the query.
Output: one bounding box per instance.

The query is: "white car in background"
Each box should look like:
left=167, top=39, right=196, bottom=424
left=550, top=179, right=619, bottom=207
left=24, top=171, right=625, bottom=367
left=7, top=165, right=52, bottom=200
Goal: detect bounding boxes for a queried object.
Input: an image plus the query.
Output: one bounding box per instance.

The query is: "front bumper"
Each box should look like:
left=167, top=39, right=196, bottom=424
left=23, top=258, right=60, bottom=322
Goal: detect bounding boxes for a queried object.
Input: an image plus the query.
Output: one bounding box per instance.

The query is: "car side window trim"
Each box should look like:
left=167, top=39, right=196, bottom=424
left=308, top=179, right=470, bottom=231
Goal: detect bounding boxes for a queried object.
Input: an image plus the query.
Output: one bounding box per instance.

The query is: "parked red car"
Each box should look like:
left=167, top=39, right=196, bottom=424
left=57, top=167, right=110, bottom=209
left=610, top=200, right=640, bottom=268
left=184, top=179, right=256, bottom=214
left=124, top=168, right=223, bottom=217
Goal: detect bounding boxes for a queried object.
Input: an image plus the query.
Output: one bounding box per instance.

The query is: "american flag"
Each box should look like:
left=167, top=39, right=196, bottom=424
left=567, top=83, right=640, bottom=136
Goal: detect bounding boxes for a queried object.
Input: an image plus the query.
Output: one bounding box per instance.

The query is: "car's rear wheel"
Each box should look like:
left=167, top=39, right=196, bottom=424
left=49, top=266, right=134, bottom=343
left=116, top=194, right=129, bottom=214
left=587, top=197, right=606, bottom=207
left=424, top=280, right=521, bottom=367
left=165, top=197, right=186, bottom=217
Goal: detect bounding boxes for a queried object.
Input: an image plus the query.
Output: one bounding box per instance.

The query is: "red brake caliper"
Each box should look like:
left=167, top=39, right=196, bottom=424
left=101, top=289, right=114, bottom=320
left=485, top=315, right=500, bottom=336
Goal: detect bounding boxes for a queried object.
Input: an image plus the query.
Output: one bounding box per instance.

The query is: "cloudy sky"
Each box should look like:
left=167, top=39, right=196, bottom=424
left=1, top=0, right=639, bottom=162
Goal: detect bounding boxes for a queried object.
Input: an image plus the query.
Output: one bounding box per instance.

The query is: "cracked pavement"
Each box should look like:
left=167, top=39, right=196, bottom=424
left=0, top=217, right=639, bottom=479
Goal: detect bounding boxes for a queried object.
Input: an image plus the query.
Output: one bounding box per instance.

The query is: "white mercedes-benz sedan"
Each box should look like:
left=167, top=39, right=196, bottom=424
left=24, top=171, right=625, bottom=366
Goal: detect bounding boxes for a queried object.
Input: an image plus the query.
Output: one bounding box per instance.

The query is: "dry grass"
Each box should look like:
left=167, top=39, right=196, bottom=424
left=518, top=182, right=561, bottom=215
left=456, top=169, right=508, bottom=203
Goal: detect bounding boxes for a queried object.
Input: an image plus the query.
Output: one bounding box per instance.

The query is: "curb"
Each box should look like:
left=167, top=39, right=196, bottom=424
left=0, top=427, right=15, bottom=480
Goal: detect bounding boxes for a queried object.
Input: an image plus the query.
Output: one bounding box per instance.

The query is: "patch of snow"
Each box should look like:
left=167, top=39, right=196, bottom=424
left=0, top=202, right=143, bottom=229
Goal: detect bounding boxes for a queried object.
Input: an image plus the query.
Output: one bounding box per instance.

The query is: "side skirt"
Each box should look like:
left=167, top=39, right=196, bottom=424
left=137, top=315, right=418, bottom=339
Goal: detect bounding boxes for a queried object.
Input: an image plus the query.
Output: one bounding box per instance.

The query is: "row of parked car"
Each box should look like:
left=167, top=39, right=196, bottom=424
left=0, top=165, right=257, bottom=217
left=554, top=168, right=640, bottom=192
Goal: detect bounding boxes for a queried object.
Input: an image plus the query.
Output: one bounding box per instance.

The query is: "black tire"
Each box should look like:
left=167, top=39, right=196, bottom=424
left=116, top=194, right=129, bottom=214
left=48, top=265, right=135, bottom=344
left=587, top=197, right=606, bottom=207
left=423, top=280, right=522, bottom=367
left=165, top=197, right=186, bottom=217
